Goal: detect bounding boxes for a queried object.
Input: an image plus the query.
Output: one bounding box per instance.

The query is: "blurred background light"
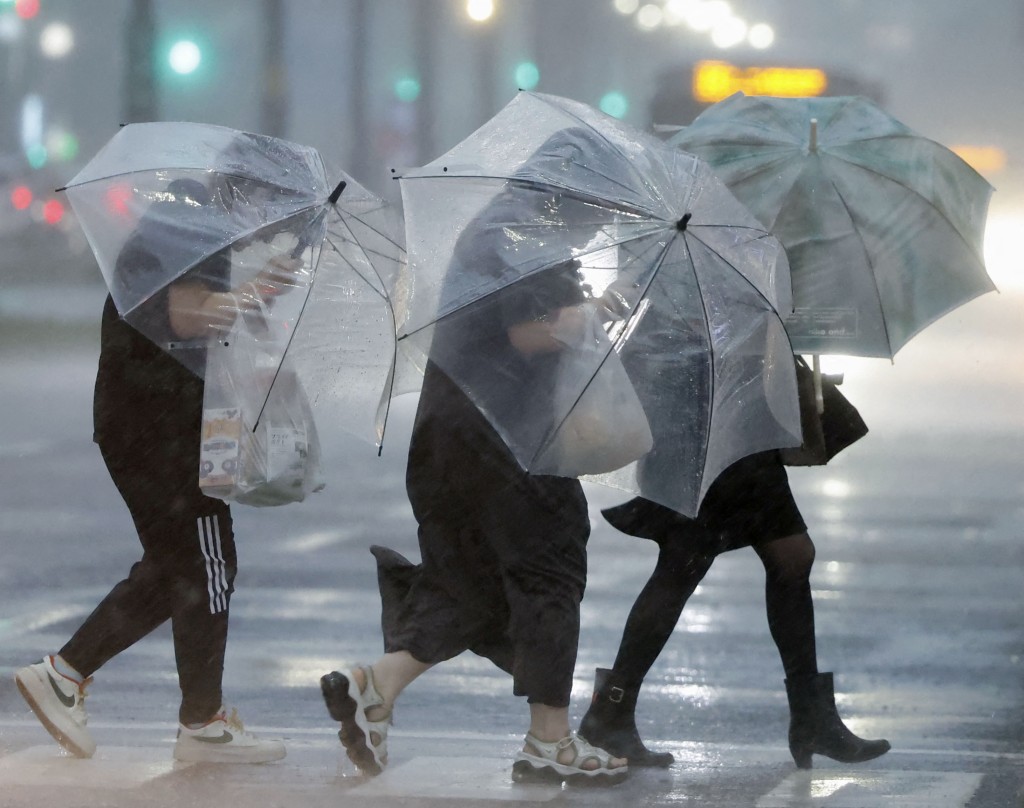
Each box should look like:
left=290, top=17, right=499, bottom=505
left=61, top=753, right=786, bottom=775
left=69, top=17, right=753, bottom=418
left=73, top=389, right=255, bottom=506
left=393, top=75, right=421, bottom=103
left=599, top=90, right=629, bottom=118
left=951, top=144, right=1008, bottom=175
left=14, top=0, right=39, bottom=21
left=711, top=15, right=747, bottom=48
left=25, top=143, right=47, bottom=168
left=692, top=60, right=828, bottom=103
left=40, top=22, right=75, bottom=58
left=42, top=198, right=65, bottom=225
left=748, top=22, right=775, bottom=49
left=104, top=183, right=134, bottom=217
left=686, top=0, right=732, bottom=33
left=46, top=129, right=79, bottom=162
left=466, top=0, right=495, bottom=22
left=168, top=39, right=202, bottom=75
left=514, top=60, right=540, bottom=90
left=614, top=0, right=640, bottom=14
left=10, top=185, right=33, bottom=211
left=637, top=3, right=664, bottom=30
left=0, top=12, right=22, bottom=42
left=822, top=479, right=852, bottom=499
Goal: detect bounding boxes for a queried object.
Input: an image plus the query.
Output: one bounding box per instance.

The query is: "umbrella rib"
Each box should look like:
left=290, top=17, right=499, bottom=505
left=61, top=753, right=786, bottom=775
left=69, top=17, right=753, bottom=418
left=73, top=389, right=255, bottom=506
left=823, top=150, right=988, bottom=261
left=253, top=213, right=399, bottom=431
left=526, top=232, right=677, bottom=470
left=814, top=165, right=895, bottom=355
left=404, top=172, right=657, bottom=220
left=319, top=218, right=403, bottom=451
left=535, top=94, right=662, bottom=208
left=685, top=232, right=717, bottom=495
left=396, top=232, right=655, bottom=343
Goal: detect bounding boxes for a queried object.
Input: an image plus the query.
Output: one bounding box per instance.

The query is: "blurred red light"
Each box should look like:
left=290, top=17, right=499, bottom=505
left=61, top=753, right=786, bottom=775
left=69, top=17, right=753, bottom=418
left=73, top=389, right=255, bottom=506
left=11, top=185, right=33, bottom=210
left=105, top=183, right=133, bottom=216
left=42, top=199, right=65, bottom=225
left=15, top=0, right=41, bottom=20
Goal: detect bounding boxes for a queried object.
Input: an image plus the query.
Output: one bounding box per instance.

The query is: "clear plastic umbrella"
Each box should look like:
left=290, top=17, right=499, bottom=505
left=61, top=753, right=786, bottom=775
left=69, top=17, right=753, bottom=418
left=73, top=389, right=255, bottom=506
left=396, top=91, right=801, bottom=516
left=62, top=121, right=405, bottom=447
left=669, top=92, right=995, bottom=362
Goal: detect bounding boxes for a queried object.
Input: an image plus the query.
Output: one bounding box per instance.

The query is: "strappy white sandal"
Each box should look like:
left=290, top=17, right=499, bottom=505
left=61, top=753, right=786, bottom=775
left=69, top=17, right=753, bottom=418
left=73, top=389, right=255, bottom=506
left=320, top=665, right=391, bottom=775
left=512, top=731, right=629, bottom=785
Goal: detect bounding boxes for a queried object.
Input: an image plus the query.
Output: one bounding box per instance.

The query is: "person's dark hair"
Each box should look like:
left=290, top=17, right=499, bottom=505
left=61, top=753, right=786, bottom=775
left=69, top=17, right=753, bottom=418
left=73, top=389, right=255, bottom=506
left=165, top=178, right=212, bottom=206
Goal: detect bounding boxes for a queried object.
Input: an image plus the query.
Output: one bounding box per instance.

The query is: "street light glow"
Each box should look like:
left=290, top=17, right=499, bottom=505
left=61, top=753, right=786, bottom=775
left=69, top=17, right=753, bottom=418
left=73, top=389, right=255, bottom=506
left=748, top=22, right=775, bottom=49
left=680, top=0, right=731, bottom=32
left=466, top=0, right=494, bottom=22
left=168, top=39, right=202, bottom=75
left=40, top=22, right=75, bottom=59
left=637, top=4, right=664, bottom=29
left=711, top=15, right=747, bottom=48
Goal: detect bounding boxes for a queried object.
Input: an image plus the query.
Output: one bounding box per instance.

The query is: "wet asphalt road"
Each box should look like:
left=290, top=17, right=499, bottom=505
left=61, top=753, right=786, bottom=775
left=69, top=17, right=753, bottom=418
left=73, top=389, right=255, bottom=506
left=0, top=295, right=1022, bottom=807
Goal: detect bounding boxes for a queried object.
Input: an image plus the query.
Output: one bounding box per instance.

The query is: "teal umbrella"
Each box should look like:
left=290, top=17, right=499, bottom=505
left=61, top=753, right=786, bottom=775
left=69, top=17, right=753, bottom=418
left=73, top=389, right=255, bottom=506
left=669, top=93, right=995, bottom=369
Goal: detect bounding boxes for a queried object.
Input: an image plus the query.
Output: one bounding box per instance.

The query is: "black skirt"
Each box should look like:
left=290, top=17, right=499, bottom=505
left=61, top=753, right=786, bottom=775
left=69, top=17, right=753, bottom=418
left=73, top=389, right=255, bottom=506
left=603, top=450, right=806, bottom=554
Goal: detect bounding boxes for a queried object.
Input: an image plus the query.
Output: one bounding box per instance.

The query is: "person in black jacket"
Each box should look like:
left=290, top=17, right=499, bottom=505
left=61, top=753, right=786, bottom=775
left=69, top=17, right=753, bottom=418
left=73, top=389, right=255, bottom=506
left=15, top=178, right=296, bottom=763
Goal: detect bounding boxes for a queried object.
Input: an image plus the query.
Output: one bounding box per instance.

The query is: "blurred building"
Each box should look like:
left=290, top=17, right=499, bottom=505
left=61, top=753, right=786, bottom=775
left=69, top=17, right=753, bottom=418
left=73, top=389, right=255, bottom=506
left=1, top=0, right=1020, bottom=285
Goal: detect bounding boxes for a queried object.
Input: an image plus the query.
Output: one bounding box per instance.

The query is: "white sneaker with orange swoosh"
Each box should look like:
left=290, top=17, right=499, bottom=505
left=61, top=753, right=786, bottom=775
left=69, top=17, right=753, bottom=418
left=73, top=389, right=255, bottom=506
left=15, top=655, right=96, bottom=759
left=173, top=706, right=285, bottom=764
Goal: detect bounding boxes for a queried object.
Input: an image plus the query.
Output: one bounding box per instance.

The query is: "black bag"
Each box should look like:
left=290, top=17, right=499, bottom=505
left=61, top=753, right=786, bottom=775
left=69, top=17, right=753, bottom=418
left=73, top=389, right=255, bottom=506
left=780, top=356, right=868, bottom=467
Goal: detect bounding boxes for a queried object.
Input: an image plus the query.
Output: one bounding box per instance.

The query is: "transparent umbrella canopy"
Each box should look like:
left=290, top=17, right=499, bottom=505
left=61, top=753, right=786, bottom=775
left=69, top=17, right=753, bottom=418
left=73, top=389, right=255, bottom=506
left=395, top=91, right=802, bottom=516
left=62, top=121, right=405, bottom=447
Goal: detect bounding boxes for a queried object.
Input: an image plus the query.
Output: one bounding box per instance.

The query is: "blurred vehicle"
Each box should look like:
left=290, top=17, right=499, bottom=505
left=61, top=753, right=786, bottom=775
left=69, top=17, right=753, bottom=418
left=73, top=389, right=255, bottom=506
left=1, top=151, right=92, bottom=286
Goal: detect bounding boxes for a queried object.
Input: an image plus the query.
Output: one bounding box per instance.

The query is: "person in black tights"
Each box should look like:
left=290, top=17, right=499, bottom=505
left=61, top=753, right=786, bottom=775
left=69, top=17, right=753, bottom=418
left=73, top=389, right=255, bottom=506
left=579, top=426, right=891, bottom=770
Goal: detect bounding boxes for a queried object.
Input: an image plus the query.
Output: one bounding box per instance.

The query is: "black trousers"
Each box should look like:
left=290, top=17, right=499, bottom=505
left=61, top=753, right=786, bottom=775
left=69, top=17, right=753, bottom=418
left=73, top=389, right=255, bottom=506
left=60, top=434, right=236, bottom=725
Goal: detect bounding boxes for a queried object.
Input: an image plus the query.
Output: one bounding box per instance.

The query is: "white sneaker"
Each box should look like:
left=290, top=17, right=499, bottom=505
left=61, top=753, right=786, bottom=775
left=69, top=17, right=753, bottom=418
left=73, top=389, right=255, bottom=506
left=15, top=656, right=96, bottom=759
left=173, top=706, right=286, bottom=764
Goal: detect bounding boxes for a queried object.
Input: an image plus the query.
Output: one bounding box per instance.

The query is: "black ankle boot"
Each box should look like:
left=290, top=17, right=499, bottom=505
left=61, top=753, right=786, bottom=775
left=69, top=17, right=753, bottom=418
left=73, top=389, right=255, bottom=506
left=785, top=672, right=891, bottom=769
left=578, top=668, right=674, bottom=767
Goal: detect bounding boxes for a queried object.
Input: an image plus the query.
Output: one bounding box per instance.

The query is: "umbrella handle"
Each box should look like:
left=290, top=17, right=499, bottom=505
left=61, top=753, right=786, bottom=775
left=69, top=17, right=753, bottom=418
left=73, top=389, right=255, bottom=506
left=812, top=354, right=824, bottom=415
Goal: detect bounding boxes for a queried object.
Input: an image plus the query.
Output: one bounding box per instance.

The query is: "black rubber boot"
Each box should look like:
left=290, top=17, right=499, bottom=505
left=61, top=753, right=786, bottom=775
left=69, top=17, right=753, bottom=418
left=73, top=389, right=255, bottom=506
left=785, top=672, right=891, bottom=769
left=578, top=668, right=674, bottom=768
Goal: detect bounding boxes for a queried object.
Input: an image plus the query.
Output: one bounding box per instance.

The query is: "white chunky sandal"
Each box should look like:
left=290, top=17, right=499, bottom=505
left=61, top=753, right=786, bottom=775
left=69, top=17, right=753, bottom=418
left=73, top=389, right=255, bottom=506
left=320, top=665, right=391, bottom=775
left=512, top=731, right=628, bottom=785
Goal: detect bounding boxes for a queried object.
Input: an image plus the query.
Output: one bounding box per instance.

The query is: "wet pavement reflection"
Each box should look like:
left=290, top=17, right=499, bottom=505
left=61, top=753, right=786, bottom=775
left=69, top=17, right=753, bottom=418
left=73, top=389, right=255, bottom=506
left=0, top=280, right=1022, bottom=806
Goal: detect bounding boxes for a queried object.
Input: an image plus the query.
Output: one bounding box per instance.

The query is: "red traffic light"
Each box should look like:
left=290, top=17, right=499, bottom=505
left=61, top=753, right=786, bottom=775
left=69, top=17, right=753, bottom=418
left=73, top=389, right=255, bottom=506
left=15, top=0, right=41, bottom=20
left=42, top=199, right=65, bottom=225
left=11, top=185, right=33, bottom=210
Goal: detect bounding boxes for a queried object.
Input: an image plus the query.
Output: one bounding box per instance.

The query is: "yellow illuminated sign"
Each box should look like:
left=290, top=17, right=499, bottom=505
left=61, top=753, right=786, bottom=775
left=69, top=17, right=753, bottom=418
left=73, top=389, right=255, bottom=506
left=950, top=145, right=1007, bottom=174
left=693, top=60, right=829, bottom=103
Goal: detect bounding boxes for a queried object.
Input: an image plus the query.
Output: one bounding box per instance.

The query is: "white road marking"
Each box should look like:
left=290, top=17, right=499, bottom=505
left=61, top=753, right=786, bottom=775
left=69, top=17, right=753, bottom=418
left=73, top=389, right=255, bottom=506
left=757, top=771, right=983, bottom=808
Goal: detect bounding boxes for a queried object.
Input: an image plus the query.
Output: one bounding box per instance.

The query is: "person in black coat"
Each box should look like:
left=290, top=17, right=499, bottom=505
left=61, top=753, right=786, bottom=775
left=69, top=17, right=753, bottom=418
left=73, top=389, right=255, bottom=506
left=577, top=366, right=891, bottom=770
left=320, top=130, right=629, bottom=785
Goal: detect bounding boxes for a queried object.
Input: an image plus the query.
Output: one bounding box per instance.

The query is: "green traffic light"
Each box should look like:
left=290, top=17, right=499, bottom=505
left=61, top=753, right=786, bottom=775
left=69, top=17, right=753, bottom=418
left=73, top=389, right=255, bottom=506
left=514, top=61, right=540, bottom=91
left=599, top=91, right=629, bottom=119
left=394, top=76, right=421, bottom=103
left=26, top=143, right=48, bottom=169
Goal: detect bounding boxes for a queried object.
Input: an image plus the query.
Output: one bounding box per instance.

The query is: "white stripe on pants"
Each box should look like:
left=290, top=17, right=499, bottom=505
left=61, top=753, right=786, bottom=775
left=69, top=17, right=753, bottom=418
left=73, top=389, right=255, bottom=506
left=198, top=516, right=229, bottom=614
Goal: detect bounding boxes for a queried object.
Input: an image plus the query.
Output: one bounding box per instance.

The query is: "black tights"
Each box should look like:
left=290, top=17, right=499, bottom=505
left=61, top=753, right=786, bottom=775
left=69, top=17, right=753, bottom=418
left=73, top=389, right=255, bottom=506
left=611, top=533, right=819, bottom=687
